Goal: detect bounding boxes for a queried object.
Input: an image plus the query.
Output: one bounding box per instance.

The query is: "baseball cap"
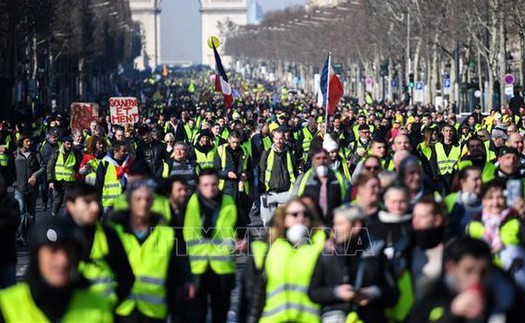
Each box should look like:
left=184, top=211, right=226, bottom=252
left=498, top=146, right=519, bottom=157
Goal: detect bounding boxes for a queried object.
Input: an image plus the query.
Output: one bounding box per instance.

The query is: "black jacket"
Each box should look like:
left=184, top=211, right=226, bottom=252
left=308, top=238, right=399, bottom=322
left=214, top=145, right=252, bottom=198
left=135, top=140, right=168, bottom=178
left=165, top=121, right=188, bottom=143
left=259, top=146, right=296, bottom=193
left=65, top=215, right=135, bottom=305
left=0, top=193, right=20, bottom=265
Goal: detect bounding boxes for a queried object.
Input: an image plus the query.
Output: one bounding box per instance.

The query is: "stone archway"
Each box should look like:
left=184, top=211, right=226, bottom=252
left=200, top=0, right=248, bottom=67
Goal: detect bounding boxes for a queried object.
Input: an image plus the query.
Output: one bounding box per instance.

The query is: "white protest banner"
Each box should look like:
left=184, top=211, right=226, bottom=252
left=109, top=97, right=139, bottom=124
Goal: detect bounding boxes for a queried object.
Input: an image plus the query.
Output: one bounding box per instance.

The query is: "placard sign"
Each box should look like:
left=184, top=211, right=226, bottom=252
left=70, top=102, right=99, bottom=130
left=109, top=97, right=139, bottom=124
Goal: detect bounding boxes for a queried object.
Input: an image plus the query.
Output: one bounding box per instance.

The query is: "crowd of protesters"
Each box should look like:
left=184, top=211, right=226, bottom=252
left=0, top=69, right=524, bottom=322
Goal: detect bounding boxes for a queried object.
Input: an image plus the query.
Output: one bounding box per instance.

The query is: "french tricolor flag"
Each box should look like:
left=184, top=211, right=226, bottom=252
left=320, top=53, right=344, bottom=116
left=212, top=44, right=234, bottom=108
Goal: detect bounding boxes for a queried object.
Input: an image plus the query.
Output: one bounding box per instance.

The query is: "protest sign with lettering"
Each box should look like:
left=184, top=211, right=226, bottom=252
left=70, top=103, right=99, bottom=130
left=109, top=97, right=139, bottom=125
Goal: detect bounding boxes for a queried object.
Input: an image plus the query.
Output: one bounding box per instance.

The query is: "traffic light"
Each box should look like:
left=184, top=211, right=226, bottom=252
left=408, top=73, right=414, bottom=88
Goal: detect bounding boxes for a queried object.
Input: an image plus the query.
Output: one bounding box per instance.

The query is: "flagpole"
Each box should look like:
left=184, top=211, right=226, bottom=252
left=324, top=52, right=331, bottom=135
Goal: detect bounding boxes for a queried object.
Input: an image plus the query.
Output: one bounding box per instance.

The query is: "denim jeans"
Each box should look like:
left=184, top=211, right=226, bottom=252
left=14, top=189, right=36, bottom=238
left=0, top=264, right=16, bottom=289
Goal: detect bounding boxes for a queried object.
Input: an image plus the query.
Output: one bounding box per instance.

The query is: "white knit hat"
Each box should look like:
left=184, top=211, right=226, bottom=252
left=322, top=134, right=339, bottom=152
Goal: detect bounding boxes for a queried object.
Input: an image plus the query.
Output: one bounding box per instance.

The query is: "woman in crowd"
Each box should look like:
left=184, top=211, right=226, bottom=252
left=444, top=166, right=483, bottom=237
left=308, top=205, right=399, bottom=323
left=79, top=136, right=108, bottom=184
left=396, top=156, right=439, bottom=211
left=246, top=198, right=325, bottom=322
left=466, top=180, right=525, bottom=290
left=351, top=173, right=381, bottom=219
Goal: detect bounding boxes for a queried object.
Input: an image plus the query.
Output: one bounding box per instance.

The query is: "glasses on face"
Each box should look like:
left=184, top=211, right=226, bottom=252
left=166, top=140, right=174, bottom=143
left=365, top=165, right=380, bottom=171
left=286, top=210, right=309, bottom=218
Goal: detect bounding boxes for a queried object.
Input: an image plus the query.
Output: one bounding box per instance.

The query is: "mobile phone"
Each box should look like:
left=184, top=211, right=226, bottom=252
left=506, top=179, right=523, bottom=206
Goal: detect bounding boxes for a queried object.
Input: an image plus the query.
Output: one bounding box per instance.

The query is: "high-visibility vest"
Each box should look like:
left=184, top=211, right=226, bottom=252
left=264, top=149, right=295, bottom=191
left=434, top=142, right=461, bottom=175
left=0, top=135, right=11, bottom=167
left=417, top=142, right=432, bottom=161
left=301, top=127, right=316, bottom=159
left=194, top=148, right=216, bottom=170
left=101, top=162, right=122, bottom=208
left=456, top=160, right=496, bottom=183
left=78, top=223, right=117, bottom=305
left=257, top=232, right=325, bottom=323
left=184, top=124, right=194, bottom=143
left=242, top=140, right=253, bottom=158
left=115, top=225, right=174, bottom=320
left=336, top=157, right=352, bottom=181
left=183, top=193, right=237, bottom=275
left=262, top=137, right=272, bottom=151
left=113, top=194, right=172, bottom=222
left=55, top=151, right=76, bottom=182
left=385, top=270, right=414, bottom=322
left=217, top=144, right=249, bottom=192
left=85, top=158, right=102, bottom=185
left=484, top=141, right=497, bottom=162
left=0, top=282, right=113, bottom=322
left=296, top=169, right=346, bottom=201
left=467, top=217, right=522, bottom=267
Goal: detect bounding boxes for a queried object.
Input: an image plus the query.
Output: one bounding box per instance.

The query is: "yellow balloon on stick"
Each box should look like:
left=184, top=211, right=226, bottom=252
left=207, top=36, right=221, bottom=49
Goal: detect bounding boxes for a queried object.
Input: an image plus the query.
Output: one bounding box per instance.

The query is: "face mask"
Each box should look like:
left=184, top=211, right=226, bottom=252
left=286, top=224, right=308, bottom=246
left=361, top=137, right=370, bottom=145
left=413, top=226, right=444, bottom=250
left=316, top=165, right=329, bottom=177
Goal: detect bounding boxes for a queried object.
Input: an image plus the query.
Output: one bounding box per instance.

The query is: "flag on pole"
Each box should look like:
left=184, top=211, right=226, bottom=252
left=212, top=44, right=234, bottom=108
left=320, top=54, right=344, bottom=115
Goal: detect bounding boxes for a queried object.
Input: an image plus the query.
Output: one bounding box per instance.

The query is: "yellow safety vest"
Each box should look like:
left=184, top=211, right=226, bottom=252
left=183, top=193, right=237, bottom=275
left=194, top=148, right=216, bottom=170
left=0, top=136, right=11, bottom=167
left=0, top=282, right=113, bottom=322
left=263, top=137, right=272, bottom=151
left=217, top=144, right=249, bottom=192
left=78, top=223, right=117, bottom=305
left=55, top=151, right=76, bottom=182
left=115, top=224, right=174, bottom=320
left=301, top=127, right=316, bottom=159
left=264, top=149, right=296, bottom=191
left=258, top=232, right=325, bottom=323
left=434, top=142, right=461, bottom=175
left=101, top=162, right=122, bottom=208
left=297, top=169, right=346, bottom=201
left=113, top=193, right=172, bottom=222
left=417, top=142, right=432, bottom=161
left=456, top=160, right=496, bottom=183
left=467, top=217, right=522, bottom=267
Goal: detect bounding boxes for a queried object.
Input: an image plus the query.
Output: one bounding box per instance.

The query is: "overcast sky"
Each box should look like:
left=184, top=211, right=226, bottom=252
left=160, top=0, right=306, bottom=64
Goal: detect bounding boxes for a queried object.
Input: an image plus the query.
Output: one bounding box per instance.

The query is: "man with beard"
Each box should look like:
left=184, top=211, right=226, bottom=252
left=456, top=137, right=497, bottom=183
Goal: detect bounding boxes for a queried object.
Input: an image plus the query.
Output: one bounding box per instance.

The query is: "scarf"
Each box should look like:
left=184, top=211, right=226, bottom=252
left=481, top=209, right=510, bottom=252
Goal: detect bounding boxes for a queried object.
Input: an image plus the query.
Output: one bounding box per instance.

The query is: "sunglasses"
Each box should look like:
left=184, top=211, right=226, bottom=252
left=286, top=210, right=309, bottom=218
left=365, top=165, right=380, bottom=171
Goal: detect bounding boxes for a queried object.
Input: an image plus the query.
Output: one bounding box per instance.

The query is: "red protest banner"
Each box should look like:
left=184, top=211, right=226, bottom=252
left=109, top=97, right=139, bottom=125
left=70, top=103, right=99, bottom=130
